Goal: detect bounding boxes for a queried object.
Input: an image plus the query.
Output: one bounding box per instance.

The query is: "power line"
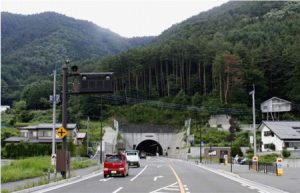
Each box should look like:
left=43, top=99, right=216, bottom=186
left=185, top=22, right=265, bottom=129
left=89, top=95, right=250, bottom=116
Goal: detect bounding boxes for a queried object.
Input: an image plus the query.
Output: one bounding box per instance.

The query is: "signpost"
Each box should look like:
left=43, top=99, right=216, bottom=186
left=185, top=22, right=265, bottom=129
left=276, top=158, right=283, bottom=176
left=252, top=155, right=258, bottom=171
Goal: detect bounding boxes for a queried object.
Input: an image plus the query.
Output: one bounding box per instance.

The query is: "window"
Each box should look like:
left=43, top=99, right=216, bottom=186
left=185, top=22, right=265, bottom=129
left=264, top=131, right=274, bottom=137
left=264, top=143, right=276, bottom=150
left=21, top=132, right=28, bottom=137
left=38, top=131, right=52, bottom=137
left=38, top=131, right=44, bottom=137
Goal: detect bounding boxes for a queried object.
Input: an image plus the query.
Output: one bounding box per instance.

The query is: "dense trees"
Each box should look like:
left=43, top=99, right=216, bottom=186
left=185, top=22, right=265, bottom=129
left=87, top=1, right=300, bottom=113
left=1, top=12, right=154, bottom=105
left=2, top=1, right=300, bottom=119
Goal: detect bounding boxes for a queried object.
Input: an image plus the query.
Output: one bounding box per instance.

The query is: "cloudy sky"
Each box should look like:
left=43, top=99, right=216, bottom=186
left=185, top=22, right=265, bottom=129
left=1, top=0, right=228, bottom=37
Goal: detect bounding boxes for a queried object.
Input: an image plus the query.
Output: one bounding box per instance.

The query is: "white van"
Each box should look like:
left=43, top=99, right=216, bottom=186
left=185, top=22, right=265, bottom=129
left=125, top=150, right=140, bottom=167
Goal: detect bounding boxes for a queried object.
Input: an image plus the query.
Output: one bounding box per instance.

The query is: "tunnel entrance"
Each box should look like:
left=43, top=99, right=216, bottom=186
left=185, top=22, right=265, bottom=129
left=136, top=140, right=163, bottom=156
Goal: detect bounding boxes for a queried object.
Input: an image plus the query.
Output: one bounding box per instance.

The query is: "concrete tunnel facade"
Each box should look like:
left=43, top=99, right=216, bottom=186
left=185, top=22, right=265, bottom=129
left=122, top=132, right=174, bottom=156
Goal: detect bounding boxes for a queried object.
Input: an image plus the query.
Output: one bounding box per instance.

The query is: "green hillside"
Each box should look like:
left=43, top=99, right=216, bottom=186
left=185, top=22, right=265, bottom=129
left=2, top=1, right=300, bottom=121
left=1, top=12, right=153, bottom=104
left=88, top=1, right=300, bottom=109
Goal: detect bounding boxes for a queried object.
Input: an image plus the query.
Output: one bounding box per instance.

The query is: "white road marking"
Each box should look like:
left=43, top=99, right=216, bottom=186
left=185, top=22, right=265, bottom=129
left=193, top=164, right=289, bottom=193
left=130, top=165, right=148, bottom=182
left=149, top=182, right=178, bottom=193
left=112, top=187, right=123, bottom=193
left=164, top=187, right=179, bottom=191
left=32, top=172, right=103, bottom=193
left=153, top=176, right=163, bottom=181
left=99, top=177, right=113, bottom=182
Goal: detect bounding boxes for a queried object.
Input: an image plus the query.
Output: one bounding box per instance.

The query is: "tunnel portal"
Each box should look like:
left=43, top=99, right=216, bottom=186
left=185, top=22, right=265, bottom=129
left=136, top=140, right=163, bottom=155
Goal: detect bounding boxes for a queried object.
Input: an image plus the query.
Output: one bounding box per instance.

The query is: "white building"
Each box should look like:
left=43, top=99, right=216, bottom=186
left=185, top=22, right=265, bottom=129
left=260, top=97, right=291, bottom=121
left=260, top=121, right=300, bottom=152
left=1, top=105, right=10, bottom=112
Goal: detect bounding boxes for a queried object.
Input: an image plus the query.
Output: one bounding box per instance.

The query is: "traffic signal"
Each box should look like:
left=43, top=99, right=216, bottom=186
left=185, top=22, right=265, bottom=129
left=228, top=118, right=236, bottom=141
left=70, top=65, right=114, bottom=94
left=79, top=72, right=113, bottom=93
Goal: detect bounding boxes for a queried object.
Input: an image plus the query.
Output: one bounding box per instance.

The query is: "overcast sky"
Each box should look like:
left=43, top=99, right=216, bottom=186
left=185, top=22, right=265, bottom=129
left=2, top=0, right=228, bottom=38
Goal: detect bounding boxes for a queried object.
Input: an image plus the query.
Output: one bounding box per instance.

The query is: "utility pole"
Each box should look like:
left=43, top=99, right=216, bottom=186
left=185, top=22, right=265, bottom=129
left=100, top=97, right=103, bottom=164
left=199, top=122, right=202, bottom=164
left=52, top=69, right=57, bottom=157
left=250, top=84, right=256, bottom=156
left=86, top=116, right=90, bottom=156
left=61, top=59, right=69, bottom=178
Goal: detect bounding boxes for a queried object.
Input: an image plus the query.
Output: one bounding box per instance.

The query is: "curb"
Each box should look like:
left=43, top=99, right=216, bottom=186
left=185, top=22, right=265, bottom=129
left=14, top=176, right=81, bottom=193
left=216, top=169, right=240, bottom=178
left=13, top=167, right=102, bottom=193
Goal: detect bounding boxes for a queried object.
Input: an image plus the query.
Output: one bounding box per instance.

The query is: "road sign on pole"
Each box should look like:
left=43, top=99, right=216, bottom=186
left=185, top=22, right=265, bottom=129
left=56, top=127, right=68, bottom=139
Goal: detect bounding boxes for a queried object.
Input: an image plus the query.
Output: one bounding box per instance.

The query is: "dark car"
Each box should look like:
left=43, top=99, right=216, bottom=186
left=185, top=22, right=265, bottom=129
left=103, top=154, right=129, bottom=178
left=139, top=151, right=146, bottom=159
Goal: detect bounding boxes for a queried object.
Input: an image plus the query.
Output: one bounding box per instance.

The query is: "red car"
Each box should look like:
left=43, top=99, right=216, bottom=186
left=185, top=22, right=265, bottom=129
left=103, top=154, right=129, bottom=178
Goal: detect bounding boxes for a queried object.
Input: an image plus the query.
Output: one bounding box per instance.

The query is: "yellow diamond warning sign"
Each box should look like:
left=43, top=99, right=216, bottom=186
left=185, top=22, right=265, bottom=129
left=56, top=127, right=68, bottom=139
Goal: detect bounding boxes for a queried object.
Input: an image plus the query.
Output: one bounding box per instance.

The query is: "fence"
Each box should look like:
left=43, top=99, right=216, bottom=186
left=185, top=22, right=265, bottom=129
left=249, top=161, right=278, bottom=175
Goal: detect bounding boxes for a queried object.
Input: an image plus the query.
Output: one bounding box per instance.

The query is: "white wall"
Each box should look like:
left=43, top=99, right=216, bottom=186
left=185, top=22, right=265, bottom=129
left=261, top=125, right=284, bottom=151
left=122, top=132, right=174, bottom=151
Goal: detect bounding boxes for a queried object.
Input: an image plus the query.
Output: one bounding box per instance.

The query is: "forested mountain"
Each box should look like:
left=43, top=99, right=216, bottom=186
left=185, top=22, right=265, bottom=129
left=88, top=1, right=300, bottom=110
left=1, top=12, right=153, bottom=104
left=2, top=1, right=300, bottom=118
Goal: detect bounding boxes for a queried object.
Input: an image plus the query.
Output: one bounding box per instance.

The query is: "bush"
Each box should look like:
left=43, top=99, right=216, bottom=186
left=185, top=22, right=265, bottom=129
left=3, top=142, right=51, bottom=159
left=231, top=145, right=243, bottom=157
left=259, top=154, right=278, bottom=164
left=282, top=149, right=291, bottom=158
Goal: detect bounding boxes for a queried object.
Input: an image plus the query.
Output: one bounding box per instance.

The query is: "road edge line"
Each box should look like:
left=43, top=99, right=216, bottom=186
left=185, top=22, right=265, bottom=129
left=169, top=164, right=185, bottom=193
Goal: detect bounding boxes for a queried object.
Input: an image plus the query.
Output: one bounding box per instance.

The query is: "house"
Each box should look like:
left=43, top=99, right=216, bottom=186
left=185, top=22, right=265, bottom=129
left=1, top=105, right=10, bottom=112
left=260, top=97, right=291, bottom=121
left=259, top=121, right=300, bottom=152
left=4, top=123, right=86, bottom=144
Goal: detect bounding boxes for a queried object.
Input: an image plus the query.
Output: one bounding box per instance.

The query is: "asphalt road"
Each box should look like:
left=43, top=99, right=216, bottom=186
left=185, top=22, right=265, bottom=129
left=34, top=157, right=288, bottom=193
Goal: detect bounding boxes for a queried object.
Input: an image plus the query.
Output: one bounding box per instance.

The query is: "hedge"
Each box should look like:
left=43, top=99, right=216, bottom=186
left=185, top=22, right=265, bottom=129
left=3, top=142, right=51, bottom=158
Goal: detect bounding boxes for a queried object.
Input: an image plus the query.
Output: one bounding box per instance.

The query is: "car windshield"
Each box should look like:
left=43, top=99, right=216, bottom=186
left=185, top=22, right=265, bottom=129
left=106, top=155, right=122, bottom=163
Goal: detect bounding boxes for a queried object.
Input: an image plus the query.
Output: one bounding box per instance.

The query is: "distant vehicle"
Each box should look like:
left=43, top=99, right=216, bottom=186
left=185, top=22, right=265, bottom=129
left=125, top=150, right=140, bottom=167
left=103, top=154, right=129, bottom=178
left=140, top=151, right=146, bottom=159
left=238, top=158, right=247, bottom=165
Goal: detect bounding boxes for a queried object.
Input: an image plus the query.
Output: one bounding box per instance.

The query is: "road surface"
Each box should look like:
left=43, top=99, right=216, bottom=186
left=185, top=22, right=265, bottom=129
left=34, top=157, right=288, bottom=193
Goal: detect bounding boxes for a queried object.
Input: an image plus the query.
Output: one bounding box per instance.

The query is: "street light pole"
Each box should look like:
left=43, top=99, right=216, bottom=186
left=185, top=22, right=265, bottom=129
left=52, top=69, right=57, bottom=156
left=251, top=84, right=256, bottom=156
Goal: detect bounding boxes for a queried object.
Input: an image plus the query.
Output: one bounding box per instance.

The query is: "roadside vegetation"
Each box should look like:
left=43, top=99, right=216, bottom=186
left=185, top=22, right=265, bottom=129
left=1, top=156, right=97, bottom=183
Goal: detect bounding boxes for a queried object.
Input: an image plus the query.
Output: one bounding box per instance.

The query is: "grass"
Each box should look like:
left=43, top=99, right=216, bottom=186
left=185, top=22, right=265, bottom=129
left=1, top=156, right=53, bottom=183
left=1, top=156, right=97, bottom=183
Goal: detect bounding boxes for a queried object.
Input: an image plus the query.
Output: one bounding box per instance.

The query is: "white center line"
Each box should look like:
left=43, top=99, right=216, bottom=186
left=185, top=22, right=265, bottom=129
left=112, top=187, right=123, bottom=193
left=130, top=165, right=148, bottom=182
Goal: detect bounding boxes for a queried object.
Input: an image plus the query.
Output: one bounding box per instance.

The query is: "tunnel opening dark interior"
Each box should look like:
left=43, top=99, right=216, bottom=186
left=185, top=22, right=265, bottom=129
left=136, top=140, right=163, bottom=156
